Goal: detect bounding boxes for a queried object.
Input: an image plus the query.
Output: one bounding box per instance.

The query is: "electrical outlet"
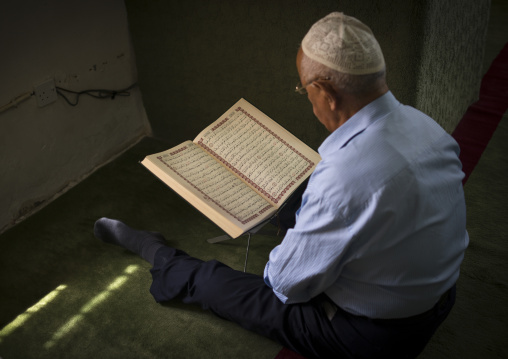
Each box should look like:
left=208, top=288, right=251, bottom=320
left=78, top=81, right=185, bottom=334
left=34, top=79, right=57, bottom=107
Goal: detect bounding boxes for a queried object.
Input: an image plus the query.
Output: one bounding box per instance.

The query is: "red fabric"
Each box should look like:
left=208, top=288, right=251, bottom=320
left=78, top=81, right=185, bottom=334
left=274, top=43, right=508, bottom=359
left=452, top=43, right=508, bottom=185
left=274, top=347, right=307, bottom=359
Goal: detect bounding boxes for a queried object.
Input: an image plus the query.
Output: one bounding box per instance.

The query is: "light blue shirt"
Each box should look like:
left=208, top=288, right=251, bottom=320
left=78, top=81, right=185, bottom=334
left=264, top=91, right=469, bottom=319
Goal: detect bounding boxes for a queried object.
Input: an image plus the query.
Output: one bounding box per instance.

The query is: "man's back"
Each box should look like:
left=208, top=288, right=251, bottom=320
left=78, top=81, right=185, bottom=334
left=265, top=92, right=469, bottom=318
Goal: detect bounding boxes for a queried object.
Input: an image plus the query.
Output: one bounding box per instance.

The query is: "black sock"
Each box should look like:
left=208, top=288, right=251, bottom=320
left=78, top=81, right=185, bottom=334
left=94, top=217, right=166, bottom=265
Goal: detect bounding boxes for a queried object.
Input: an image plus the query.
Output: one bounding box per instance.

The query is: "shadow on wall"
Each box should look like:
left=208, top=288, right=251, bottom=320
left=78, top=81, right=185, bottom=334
left=125, top=0, right=425, bottom=147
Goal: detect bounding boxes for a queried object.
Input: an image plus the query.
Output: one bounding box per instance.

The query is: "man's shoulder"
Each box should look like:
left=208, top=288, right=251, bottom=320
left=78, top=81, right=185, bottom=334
left=315, top=129, right=408, bottom=190
left=309, top=110, right=458, bottom=206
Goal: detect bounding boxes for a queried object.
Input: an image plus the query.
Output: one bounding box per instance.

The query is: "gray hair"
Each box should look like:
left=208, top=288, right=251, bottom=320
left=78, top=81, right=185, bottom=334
left=300, top=52, right=386, bottom=96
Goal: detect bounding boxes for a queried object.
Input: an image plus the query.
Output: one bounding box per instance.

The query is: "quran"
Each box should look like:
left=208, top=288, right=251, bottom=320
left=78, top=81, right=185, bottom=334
left=141, top=98, right=321, bottom=238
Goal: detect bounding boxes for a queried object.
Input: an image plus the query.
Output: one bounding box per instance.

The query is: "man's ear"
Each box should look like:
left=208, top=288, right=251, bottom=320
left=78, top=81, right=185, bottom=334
left=315, top=80, right=338, bottom=111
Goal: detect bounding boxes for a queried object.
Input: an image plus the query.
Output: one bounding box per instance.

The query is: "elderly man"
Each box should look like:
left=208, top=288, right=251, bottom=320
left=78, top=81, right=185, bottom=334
left=94, top=12, right=468, bottom=359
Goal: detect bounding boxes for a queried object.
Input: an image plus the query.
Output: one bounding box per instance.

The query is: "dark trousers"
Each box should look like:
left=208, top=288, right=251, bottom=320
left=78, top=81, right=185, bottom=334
left=149, top=246, right=455, bottom=359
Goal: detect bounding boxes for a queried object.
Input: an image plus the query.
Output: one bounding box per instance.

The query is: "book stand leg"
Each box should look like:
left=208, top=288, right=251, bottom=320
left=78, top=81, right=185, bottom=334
left=206, top=220, right=270, bottom=244
left=206, top=221, right=274, bottom=272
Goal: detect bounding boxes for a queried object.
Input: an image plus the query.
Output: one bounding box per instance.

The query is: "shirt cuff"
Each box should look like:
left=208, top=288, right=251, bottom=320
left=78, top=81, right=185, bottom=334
left=263, top=262, right=272, bottom=288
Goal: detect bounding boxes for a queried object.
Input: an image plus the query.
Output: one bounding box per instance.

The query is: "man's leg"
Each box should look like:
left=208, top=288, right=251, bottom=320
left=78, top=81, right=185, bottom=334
left=94, top=217, right=166, bottom=265
left=94, top=218, right=350, bottom=358
left=150, top=247, right=457, bottom=359
left=149, top=246, right=352, bottom=359
left=94, top=218, right=455, bottom=359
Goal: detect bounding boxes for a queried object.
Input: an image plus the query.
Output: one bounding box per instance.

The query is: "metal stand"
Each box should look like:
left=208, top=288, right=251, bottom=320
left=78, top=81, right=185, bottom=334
left=206, top=220, right=269, bottom=244
left=207, top=220, right=275, bottom=272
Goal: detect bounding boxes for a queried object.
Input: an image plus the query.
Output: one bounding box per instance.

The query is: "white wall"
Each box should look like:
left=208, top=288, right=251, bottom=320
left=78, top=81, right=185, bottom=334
left=0, top=0, right=151, bottom=233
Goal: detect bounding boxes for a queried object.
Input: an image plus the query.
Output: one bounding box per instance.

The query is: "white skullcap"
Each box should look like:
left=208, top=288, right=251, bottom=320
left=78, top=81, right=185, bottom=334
left=302, top=12, right=385, bottom=75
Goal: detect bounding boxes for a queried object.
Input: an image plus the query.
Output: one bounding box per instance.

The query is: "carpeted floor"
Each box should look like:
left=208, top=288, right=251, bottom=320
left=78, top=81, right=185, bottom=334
left=1, top=85, right=507, bottom=359
left=416, top=43, right=508, bottom=359
left=418, top=110, right=508, bottom=358
left=0, top=136, right=285, bottom=359
left=1, top=22, right=507, bottom=359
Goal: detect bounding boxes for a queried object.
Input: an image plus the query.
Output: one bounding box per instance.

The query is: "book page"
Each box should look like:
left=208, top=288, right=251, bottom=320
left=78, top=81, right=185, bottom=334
left=194, top=99, right=321, bottom=207
left=142, top=141, right=276, bottom=237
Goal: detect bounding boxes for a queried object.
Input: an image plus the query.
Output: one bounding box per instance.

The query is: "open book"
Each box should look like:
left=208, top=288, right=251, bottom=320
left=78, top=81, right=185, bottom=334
left=141, top=98, right=321, bottom=238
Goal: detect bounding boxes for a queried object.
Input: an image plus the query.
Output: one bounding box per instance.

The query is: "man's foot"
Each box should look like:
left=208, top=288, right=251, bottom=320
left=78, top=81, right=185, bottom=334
left=94, top=217, right=166, bottom=265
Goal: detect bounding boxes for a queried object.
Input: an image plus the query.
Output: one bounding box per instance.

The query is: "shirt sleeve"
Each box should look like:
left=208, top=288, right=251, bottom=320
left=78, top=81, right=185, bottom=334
left=263, top=190, right=354, bottom=304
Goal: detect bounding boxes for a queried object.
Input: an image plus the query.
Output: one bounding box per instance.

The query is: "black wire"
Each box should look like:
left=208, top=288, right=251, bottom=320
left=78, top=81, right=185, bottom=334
left=55, top=83, right=138, bottom=106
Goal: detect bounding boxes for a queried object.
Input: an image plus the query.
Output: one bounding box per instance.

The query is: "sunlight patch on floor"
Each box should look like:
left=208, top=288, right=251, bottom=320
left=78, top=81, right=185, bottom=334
left=0, top=284, right=68, bottom=343
left=44, top=264, right=140, bottom=349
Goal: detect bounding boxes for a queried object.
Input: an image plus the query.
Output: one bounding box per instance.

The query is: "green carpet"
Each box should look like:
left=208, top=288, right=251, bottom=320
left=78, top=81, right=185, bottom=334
left=0, top=137, right=282, bottom=359
left=1, top=115, right=507, bottom=358
left=418, top=110, right=508, bottom=359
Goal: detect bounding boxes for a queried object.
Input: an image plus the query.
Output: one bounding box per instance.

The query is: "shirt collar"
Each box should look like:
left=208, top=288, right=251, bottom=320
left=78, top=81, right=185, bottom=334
left=318, top=91, right=400, bottom=157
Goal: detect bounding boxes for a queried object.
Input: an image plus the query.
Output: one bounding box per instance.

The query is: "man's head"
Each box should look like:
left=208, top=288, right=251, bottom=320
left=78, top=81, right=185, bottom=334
left=297, top=12, right=388, bottom=131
